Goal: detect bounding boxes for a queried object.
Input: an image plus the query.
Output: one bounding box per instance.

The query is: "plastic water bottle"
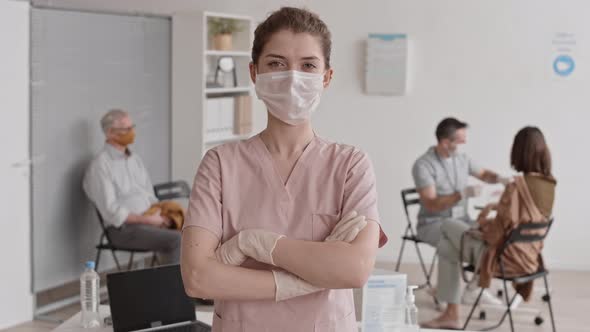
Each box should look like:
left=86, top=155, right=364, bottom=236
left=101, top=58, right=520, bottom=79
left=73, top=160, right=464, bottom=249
left=405, top=285, right=419, bottom=329
left=80, top=261, right=101, bottom=328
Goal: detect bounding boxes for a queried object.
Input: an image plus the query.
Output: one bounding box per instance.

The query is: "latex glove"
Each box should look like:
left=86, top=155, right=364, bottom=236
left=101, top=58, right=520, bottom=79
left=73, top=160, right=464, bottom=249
left=477, top=203, right=498, bottom=222
left=498, top=176, right=514, bottom=185
left=215, top=235, right=247, bottom=266
left=461, top=185, right=482, bottom=198
left=325, top=211, right=367, bottom=242
left=272, top=270, right=323, bottom=302
left=483, top=202, right=498, bottom=211
left=238, top=229, right=285, bottom=265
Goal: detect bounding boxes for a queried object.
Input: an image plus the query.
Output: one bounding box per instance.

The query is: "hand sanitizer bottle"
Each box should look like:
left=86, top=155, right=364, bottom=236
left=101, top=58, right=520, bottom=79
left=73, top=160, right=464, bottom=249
left=405, top=285, right=419, bottom=330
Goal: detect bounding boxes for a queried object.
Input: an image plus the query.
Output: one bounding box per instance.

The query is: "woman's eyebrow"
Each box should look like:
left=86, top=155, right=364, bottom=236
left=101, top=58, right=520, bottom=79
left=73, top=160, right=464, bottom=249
left=264, top=54, right=319, bottom=61
left=265, top=53, right=287, bottom=60
left=300, top=56, right=320, bottom=61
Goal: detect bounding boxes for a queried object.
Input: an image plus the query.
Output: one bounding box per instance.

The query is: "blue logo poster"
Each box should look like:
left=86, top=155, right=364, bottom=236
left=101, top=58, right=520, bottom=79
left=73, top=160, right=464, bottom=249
left=553, top=55, right=575, bottom=77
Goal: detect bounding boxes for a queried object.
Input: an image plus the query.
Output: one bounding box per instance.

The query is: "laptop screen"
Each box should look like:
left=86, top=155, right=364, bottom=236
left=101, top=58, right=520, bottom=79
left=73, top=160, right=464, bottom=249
left=107, top=264, right=196, bottom=332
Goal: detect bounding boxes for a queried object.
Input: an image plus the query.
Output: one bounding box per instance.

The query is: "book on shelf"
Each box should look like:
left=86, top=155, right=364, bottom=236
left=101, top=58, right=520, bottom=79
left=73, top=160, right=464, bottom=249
left=234, top=95, right=252, bottom=136
left=205, top=97, right=234, bottom=142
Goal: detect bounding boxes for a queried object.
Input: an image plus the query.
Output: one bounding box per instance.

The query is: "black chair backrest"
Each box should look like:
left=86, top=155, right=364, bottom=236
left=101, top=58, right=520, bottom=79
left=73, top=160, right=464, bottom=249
left=93, top=205, right=116, bottom=245
left=499, top=218, right=554, bottom=255
left=401, top=188, right=421, bottom=218
left=153, top=180, right=191, bottom=201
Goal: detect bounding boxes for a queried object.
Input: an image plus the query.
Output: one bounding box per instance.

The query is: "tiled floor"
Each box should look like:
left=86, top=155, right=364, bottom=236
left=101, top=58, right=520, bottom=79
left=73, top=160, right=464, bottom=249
left=2, top=263, right=588, bottom=332
left=381, top=262, right=589, bottom=332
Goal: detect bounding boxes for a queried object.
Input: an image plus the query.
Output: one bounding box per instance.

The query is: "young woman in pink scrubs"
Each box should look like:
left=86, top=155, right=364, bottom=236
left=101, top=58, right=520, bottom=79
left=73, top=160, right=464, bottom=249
left=181, top=7, right=388, bottom=331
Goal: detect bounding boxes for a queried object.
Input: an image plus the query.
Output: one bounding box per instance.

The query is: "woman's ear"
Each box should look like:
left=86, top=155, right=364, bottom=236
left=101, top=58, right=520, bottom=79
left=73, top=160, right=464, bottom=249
left=249, top=62, right=257, bottom=84
left=323, top=68, right=334, bottom=88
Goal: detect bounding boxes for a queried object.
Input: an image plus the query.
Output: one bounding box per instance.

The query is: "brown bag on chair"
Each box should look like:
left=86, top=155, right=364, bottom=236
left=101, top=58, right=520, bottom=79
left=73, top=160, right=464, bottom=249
left=143, top=201, right=185, bottom=230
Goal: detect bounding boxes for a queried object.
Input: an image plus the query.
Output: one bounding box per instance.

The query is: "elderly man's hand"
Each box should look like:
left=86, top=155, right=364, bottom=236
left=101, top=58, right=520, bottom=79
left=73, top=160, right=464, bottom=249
left=161, top=216, right=173, bottom=228
left=144, top=211, right=171, bottom=228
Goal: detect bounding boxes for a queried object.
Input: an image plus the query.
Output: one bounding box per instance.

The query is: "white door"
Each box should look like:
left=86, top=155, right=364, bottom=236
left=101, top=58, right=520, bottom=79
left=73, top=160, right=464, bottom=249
left=0, top=1, right=33, bottom=328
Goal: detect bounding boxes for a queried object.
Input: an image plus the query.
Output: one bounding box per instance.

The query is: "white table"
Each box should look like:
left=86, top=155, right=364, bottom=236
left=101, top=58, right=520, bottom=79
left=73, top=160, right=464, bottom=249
left=52, top=305, right=469, bottom=332
left=52, top=305, right=213, bottom=332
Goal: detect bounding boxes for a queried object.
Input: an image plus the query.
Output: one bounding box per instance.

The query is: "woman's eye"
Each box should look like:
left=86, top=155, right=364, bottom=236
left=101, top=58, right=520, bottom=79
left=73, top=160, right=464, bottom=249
left=268, top=61, right=284, bottom=68
left=303, top=63, right=317, bottom=70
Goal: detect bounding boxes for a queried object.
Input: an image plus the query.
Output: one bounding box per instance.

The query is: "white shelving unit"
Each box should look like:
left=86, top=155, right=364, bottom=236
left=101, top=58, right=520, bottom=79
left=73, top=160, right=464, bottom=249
left=205, top=86, right=252, bottom=95
left=172, top=11, right=254, bottom=184
left=204, top=50, right=251, bottom=57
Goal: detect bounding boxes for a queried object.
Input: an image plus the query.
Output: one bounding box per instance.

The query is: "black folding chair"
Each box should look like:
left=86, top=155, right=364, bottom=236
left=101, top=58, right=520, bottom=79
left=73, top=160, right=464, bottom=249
left=153, top=180, right=191, bottom=201
left=462, top=219, right=556, bottom=332
left=93, top=180, right=191, bottom=272
left=395, top=188, right=438, bottom=295
left=94, top=208, right=158, bottom=272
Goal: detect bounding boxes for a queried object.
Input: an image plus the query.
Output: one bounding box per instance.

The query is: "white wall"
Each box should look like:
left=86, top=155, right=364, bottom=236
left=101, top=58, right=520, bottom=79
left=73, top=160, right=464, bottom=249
left=0, top=0, right=32, bottom=328
left=310, top=0, right=590, bottom=270
left=28, top=0, right=590, bottom=287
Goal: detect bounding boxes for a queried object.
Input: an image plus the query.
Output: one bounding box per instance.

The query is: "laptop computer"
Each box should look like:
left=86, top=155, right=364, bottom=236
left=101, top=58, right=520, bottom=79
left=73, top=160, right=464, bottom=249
left=107, top=264, right=211, bottom=332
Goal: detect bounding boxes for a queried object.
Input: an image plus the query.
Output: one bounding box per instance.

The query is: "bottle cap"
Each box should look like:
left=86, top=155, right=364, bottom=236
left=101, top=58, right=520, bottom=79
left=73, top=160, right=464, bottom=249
left=407, top=285, right=418, bottom=303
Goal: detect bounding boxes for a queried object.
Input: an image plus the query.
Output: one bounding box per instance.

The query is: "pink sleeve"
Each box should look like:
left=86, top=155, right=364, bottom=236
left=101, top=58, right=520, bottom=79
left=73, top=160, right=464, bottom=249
left=183, top=149, right=223, bottom=239
left=342, top=150, right=388, bottom=248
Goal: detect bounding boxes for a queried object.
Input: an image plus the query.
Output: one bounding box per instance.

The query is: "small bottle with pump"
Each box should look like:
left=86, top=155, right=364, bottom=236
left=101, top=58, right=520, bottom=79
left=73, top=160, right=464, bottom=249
left=405, top=285, right=419, bottom=330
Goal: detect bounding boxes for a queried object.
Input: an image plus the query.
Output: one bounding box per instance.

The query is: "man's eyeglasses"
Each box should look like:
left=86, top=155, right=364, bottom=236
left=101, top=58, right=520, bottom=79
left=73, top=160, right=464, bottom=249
left=111, top=124, right=136, bottom=133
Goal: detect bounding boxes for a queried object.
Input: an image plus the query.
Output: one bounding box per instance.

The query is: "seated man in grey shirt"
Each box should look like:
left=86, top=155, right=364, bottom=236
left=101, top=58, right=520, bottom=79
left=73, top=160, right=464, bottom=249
left=83, top=109, right=180, bottom=264
left=412, top=117, right=510, bottom=305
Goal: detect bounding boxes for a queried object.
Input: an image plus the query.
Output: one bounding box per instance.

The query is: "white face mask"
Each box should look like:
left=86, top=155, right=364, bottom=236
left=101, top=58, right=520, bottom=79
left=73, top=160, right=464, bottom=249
left=254, top=70, right=325, bottom=126
left=449, top=143, right=463, bottom=156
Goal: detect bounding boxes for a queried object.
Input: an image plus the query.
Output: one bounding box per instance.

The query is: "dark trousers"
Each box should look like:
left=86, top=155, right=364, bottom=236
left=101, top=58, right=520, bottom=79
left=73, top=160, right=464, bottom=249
left=107, top=224, right=181, bottom=264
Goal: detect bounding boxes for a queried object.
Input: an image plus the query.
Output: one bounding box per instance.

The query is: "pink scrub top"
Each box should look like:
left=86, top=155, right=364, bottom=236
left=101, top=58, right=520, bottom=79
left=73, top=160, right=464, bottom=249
left=184, top=134, right=388, bottom=331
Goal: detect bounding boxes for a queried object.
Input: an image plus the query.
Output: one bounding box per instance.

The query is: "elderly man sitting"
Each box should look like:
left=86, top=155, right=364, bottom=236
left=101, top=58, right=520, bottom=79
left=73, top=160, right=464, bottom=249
left=83, top=109, right=182, bottom=264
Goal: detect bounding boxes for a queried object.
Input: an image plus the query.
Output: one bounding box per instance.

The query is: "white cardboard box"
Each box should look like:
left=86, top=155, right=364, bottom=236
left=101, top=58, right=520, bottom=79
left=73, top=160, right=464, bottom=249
left=359, top=269, right=407, bottom=332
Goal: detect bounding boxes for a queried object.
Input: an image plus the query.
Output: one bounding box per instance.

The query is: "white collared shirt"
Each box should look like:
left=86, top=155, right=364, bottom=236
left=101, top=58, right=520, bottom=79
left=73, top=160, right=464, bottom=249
left=83, top=143, right=158, bottom=227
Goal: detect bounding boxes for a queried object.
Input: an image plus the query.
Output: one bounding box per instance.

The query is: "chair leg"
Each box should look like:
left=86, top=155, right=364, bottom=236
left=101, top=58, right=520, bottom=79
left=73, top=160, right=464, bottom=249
left=127, top=252, right=135, bottom=271
left=95, top=249, right=101, bottom=272
left=110, top=249, right=122, bottom=271
left=395, top=225, right=411, bottom=272
left=481, top=291, right=518, bottom=332
left=496, top=259, right=516, bottom=332
left=544, top=275, right=557, bottom=332
left=414, top=241, right=432, bottom=288
left=395, top=239, right=407, bottom=272
left=426, top=250, right=438, bottom=284
left=502, top=279, right=515, bottom=332
left=150, top=253, right=158, bottom=267
left=426, top=250, right=440, bottom=306
left=463, top=287, right=484, bottom=330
